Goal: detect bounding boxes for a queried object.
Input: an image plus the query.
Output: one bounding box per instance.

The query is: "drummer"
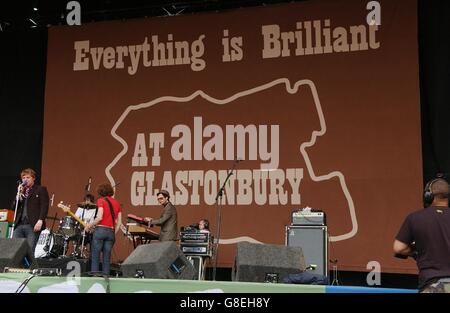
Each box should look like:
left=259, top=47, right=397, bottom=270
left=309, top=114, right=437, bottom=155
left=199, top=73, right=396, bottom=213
left=75, top=194, right=98, bottom=224
left=73, top=194, right=98, bottom=256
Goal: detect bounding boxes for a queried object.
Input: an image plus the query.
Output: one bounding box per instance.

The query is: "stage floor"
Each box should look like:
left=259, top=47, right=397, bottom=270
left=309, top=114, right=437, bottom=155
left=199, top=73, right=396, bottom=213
left=0, top=273, right=417, bottom=293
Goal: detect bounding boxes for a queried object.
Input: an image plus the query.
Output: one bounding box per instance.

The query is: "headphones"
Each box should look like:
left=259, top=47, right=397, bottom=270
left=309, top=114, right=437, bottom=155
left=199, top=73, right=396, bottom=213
left=423, top=179, right=438, bottom=207
left=423, top=177, right=449, bottom=207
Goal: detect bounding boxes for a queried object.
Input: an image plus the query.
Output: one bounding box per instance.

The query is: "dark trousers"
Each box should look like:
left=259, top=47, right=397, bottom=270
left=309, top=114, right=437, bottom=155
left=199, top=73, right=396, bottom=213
left=91, top=226, right=115, bottom=275
left=13, top=224, right=39, bottom=253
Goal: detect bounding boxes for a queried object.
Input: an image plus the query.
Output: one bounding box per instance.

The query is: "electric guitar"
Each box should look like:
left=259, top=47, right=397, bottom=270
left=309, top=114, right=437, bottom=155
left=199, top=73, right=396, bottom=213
left=57, top=202, right=87, bottom=228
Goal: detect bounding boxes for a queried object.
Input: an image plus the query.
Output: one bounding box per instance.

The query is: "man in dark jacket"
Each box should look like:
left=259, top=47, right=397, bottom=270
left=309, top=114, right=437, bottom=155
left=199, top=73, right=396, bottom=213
left=11, top=168, right=49, bottom=252
left=145, top=190, right=178, bottom=241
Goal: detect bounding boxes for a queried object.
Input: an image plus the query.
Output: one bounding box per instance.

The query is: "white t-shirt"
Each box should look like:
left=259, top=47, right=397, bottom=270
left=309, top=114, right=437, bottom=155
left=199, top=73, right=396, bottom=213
left=75, top=207, right=97, bottom=223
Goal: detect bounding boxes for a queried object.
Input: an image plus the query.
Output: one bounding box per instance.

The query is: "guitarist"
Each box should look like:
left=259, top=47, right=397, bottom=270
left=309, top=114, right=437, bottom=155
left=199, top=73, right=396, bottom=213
left=85, top=183, right=122, bottom=276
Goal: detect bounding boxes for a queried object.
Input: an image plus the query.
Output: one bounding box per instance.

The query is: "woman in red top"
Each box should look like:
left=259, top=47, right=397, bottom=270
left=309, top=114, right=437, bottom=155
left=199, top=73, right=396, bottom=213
left=85, top=183, right=122, bottom=276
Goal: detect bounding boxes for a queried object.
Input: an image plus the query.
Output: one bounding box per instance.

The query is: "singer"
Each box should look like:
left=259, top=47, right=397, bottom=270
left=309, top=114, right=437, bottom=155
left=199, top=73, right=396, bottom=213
left=11, top=168, right=49, bottom=253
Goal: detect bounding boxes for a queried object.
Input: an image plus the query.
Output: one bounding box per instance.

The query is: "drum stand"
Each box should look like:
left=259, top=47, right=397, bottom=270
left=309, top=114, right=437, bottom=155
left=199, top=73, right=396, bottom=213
left=62, top=235, right=70, bottom=257
left=77, top=231, right=88, bottom=258
left=71, top=229, right=89, bottom=259
left=80, top=232, right=87, bottom=257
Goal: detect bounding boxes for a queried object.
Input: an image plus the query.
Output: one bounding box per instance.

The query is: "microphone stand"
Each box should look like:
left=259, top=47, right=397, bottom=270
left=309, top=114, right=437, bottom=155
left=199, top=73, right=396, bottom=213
left=10, top=183, right=23, bottom=238
left=212, top=159, right=239, bottom=281
left=77, top=177, right=91, bottom=258
left=50, top=213, right=58, bottom=231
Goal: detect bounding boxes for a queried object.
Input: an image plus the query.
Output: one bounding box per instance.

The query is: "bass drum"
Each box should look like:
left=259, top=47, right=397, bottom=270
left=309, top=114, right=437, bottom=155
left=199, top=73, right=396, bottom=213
left=34, top=229, right=65, bottom=258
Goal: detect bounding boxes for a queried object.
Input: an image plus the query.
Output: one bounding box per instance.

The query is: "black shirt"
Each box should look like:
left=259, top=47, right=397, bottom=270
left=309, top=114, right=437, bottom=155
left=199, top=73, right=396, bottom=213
left=396, top=205, right=450, bottom=289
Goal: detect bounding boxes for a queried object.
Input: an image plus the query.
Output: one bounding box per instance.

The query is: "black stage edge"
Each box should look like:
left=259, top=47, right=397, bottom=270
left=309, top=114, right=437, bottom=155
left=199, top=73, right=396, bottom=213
left=35, top=257, right=90, bottom=276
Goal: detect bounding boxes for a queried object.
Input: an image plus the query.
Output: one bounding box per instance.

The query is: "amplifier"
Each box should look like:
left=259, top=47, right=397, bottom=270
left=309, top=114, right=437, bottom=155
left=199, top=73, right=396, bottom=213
left=292, top=210, right=326, bottom=226
left=180, top=232, right=213, bottom=257
left=0, top=209, right=14, bottom=222
left=4, top=267, right=32, bottom=274
left=286, top=225, right=328, bottom=277
left=180, top=244, right=212, bottom=257
left=180, top=231, right=211, bottom=243
left=0, top=222, right=9, bottom=238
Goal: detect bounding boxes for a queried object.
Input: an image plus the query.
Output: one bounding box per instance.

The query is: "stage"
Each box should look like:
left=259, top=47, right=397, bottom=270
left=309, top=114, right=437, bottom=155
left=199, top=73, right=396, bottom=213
left=0, top=273, right=417, bottom=293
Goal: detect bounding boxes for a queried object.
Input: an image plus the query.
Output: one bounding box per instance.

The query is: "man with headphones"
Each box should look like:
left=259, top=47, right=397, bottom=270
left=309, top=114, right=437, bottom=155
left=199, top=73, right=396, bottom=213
left=198, top=219, right=210, bottom=233
left=394, top=177, right=450, bottom=293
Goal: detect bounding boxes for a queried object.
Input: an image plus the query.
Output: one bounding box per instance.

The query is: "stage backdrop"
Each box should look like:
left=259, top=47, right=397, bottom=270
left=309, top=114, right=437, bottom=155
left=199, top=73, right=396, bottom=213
left=42, top=0, right=421, bottom=273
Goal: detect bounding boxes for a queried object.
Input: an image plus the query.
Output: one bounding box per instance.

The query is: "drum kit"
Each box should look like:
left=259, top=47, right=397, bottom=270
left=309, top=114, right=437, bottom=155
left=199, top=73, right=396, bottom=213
left=34, top=200, right=97, bottom=259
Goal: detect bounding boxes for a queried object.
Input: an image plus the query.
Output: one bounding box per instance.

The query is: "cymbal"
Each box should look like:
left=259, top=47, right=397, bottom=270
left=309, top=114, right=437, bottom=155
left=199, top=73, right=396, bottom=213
left=76, top=202, right=98, bottom=210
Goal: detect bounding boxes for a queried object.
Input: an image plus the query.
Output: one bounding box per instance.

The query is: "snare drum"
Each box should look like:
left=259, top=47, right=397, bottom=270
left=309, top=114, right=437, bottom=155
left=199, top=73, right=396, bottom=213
left=59, top=216, right=80, bottom=238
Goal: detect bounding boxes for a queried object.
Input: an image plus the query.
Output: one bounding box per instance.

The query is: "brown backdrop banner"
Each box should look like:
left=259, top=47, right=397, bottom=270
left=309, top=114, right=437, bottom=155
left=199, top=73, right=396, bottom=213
left=43, top=0, right=421, bottom=273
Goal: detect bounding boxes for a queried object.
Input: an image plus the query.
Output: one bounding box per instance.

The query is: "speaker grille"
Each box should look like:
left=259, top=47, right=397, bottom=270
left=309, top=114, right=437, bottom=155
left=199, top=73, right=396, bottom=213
left=232, top=241, right=305, bottom=282
left=286, top=225, right=328, bottom=276
left=121, top=242, right=195, bottom=279
left=0, top=238, right=34, bottom=272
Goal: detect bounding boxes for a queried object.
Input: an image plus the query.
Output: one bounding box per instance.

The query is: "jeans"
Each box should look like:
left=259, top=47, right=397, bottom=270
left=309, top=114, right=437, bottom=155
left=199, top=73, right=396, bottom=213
left=91, top=226, right=115, bottom=275
left=13, top=224, right=39, bottom=254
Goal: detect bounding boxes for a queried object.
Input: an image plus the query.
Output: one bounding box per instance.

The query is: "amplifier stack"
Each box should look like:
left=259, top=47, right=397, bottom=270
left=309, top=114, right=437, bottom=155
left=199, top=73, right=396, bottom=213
left=287, top=207, right=328, bottom=277
left=179, top=231, right=213, bottom=257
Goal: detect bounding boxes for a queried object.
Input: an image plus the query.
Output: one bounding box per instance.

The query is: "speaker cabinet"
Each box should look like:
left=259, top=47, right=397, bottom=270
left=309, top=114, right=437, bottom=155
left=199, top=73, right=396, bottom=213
left=0, top=238, right=34, bottom=272
left=285, top=225, right=328, bottom=276
left=232, top=241, right=305, bottom=283
left=121, top=241, right=196, bottom=279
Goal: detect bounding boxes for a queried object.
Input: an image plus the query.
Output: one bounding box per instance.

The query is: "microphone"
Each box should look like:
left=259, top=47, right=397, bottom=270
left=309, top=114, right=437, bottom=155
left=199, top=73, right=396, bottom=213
left=86, top=177, right=92, bottom=192
left=17, top=179, right=27, bottom=196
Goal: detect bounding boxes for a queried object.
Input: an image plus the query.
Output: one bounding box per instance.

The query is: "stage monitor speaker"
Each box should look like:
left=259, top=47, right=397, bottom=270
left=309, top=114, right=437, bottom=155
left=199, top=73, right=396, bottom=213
left=232, top=241, right=306, bottom=283
left=285, top=225, right=328, bottom=276
left=121, top=241, right=196, bottom=279
left=0, top=238, right=35, bottom=272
